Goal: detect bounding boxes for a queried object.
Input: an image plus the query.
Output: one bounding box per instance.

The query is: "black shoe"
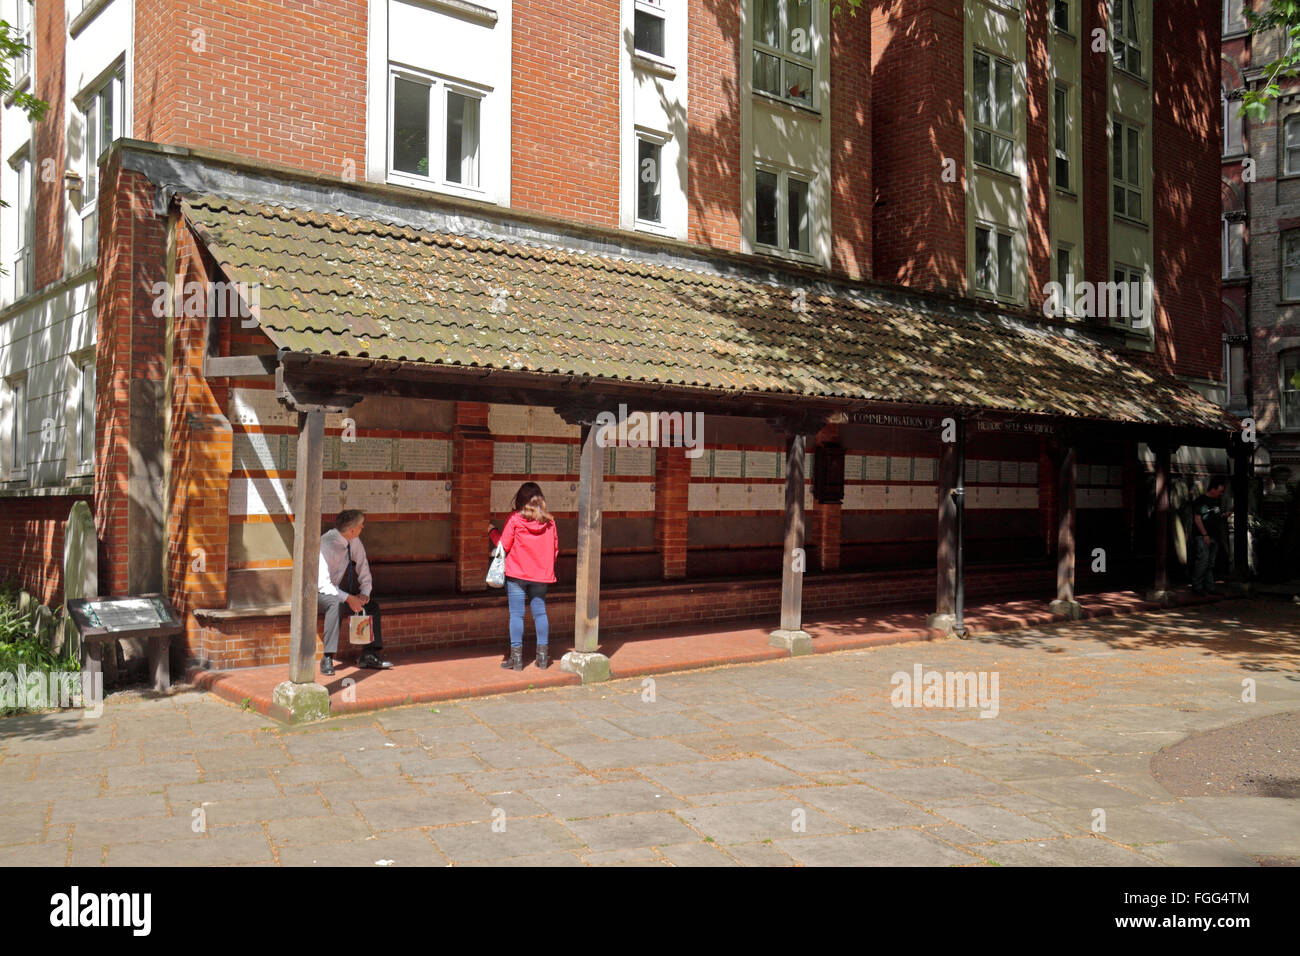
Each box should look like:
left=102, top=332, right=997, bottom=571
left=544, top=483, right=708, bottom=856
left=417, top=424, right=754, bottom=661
left=320, top=655, right=335, bottom=676
left=535, top=646, right=549, bottom=670
left=358, top=649, right=393, bottom=670
left=501, top=646, right=523, bottom=671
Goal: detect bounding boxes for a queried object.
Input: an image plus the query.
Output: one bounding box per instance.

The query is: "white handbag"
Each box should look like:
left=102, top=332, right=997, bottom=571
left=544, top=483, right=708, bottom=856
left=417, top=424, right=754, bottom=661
left=348, top=608, right=373, bottom=644
left=486, top=543, right=506, bottom=588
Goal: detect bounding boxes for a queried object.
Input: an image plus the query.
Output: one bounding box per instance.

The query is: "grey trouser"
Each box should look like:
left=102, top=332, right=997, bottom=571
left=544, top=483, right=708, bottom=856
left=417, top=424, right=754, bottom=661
left=320, top=592, right=382, bottom=655
left=1192, top=537, right=1217, bottom=591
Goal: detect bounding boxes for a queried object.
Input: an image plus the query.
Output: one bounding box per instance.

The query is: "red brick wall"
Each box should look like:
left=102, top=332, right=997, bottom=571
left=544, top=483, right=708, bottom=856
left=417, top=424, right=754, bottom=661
left=95, top=161, right=167, bottom=597
left=654, top=445, right=690, bottom=579
left=869, top=0, right=966, bottom=292
left=1080, top=0, right=1110, bottom=297
left=511, top=0, right=620, bottom=226
left=33, top=0, right=67, bottom=288
left=452, top=403, right=494, bottom=591
left=133, top=0, right=367, bottom=179
left=0, top=496, right=90, bottom=605
left=165, top=221, right=234, bottom=661
left=1152, top=0, right=1222, bottom=382
left=830, top=7, right=872, bottom=279
left=1024, top=0, right=1051, bottom=313
left=687, top=0, right=742, bottom=250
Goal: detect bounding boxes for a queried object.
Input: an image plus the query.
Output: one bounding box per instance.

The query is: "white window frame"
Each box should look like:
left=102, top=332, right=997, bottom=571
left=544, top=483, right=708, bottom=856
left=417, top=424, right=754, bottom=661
left=77, top=67, right=125, bottom=269
left=386, top=66, right=490, bottom=201
left=1110, top=262, right=1148, bottom=330
left=1223, top=86, right=1244, bottom=157
left=1224, top=340, right=1247, bottom=407
left=1, top=374, right=29, bottom=482
left=751, top=0, right=818, bottom=111
left=753, top=163, right=813, bottom=259
left=1053, top=0, right=1072, bottom=33
left=973, top=49, right=1016, bottom=175
left=12, top=0, right=33, bottom=84
left=65, top=350, right=95, bottom=478
left=1223, top=0, right=1248, bottom=35
left=1284, top=114, right=1300, bottom=175
left=10, top=146, right=34, bottom=301
left=1056, top=243, right=1076, bottom=316
left=1281, top=349, right=1300, bottom=428
left=632, top=0, right=669, bottom=65
left=1112, top=119, right=1143, bottom=222
left=634, top=129, right=668, bottom=229
left=1053, top=83, right=1072, bottom=191
left=974, top=223, right=1018, bottom=303
left=1222, top=218, right=1245, bottom=278
left=1111, top=0, right=1142, bottom=77
left=1283, top=230, right=1300, bottom=301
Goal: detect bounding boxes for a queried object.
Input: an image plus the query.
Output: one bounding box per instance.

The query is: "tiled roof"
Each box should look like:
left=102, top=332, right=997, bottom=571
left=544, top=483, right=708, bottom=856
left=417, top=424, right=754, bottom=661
left=182, top=194, right=1237, bottom=431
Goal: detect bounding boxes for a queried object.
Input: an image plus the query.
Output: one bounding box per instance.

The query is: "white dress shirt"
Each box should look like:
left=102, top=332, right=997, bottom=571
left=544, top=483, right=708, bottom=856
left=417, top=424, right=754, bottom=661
left=318, top=528, right=373, bottom=599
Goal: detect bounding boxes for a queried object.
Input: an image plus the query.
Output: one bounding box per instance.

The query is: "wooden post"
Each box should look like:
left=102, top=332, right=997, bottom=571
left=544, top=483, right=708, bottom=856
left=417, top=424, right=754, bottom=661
left=770, top=431, right=812, bottom=654
left=1149, top=443, right=1172, bottom=603
left=1232, top=440, right=1251, bottom=585
left=928, top=416, right=962, bottom=634
left=288, top=407, right=325, bottom=684
left=559, top=417, right=611, bottom=682
left=1050, top=443, right=1082, bottom=618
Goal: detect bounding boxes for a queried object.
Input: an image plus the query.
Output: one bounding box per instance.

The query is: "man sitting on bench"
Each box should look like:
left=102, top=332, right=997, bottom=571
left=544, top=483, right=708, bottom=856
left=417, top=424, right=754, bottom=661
left=318, top=509, right=392, bottom=675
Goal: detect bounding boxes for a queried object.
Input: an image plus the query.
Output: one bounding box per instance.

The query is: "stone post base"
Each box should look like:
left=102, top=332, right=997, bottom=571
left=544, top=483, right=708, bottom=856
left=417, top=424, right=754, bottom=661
left=559, top=651, right=611, bottom=683
left=926, top=613, right=956, bottom=637
left=1049, top=599, right=1084, bottom=620
left=769, top=628, right=813, bottom=655
left=273, top=680, right=331, bottom=723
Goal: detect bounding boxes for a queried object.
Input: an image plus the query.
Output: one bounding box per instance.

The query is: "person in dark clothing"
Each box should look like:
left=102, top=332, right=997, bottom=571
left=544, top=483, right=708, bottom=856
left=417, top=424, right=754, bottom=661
left=1190, top=477, right=1227, bottom=594
left=318, top=509, right=391, bottom=675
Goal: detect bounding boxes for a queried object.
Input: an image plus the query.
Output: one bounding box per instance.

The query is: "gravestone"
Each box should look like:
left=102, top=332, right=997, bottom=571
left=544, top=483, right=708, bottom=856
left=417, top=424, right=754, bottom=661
left=63, top=501, right=101, bottom=678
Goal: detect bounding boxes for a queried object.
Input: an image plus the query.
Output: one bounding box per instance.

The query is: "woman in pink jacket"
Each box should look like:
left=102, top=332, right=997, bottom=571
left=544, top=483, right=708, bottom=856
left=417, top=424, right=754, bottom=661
left=489, top=482, right=559, bottom=670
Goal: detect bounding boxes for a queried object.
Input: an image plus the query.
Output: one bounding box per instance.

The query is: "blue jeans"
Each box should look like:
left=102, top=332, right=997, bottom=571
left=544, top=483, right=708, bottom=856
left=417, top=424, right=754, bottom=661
left=506, top=577, right=549, bottom=648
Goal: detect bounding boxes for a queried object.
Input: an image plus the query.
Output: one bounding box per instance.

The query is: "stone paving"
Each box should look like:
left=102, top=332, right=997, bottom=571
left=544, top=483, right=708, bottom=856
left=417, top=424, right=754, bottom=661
left=1, top=601, right=1297, bottom=866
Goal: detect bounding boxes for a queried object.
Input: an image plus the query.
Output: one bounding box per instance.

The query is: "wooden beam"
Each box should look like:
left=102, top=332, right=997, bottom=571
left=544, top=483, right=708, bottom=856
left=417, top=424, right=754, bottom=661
left=1232, top=440, right=1251, bottom=582
left=1052, top=443, right=1081, bottom=617
left=1152, top=443, right=1172, bottom=598
left=573, top=421, right=604, bottom=655
left=202, top=353, right=278, bottom=378
left=934, top=424, right=959, bottom=622
left=779, top=432, right=806, bottom=633
left=288, top=408, right=325, bottom=683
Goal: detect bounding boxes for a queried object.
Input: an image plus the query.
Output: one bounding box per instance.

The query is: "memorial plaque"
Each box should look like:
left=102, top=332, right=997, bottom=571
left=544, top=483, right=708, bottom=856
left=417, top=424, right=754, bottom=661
left=81, top=597, right=170, bottom=631
left=1107, top=465, right=1124, bottom=486
left=397, top=479, right=452, bottom=513
left=229, top=387, right=293, bottom=428
left=398, top=439, right=451, bottom=473
left=688, top=483, right=718, bottom=511
left=610, top=447, right=654, bottom=476
left=229, top=477, right=292, bottom=516
left=531, top=443, right=572, bottom=474
left=322, top=481, right=343, bottom=515
left=977, top=460, right=1000, bottom=484
left=546, top=482, right=579, bottom=513
left=232, top=432, right=279, bottom=472
left=1018, top=461, right=1038, bottom=484
left=608, top=482, right=655, bottom=512
left=745, top=451, right=781, bottom=479
left=691, top=452, right=713, bottom=478
left=488, top=404, right=531, bottom=436
left=887, top=456, right=912, bottom=481
left=842, top=484, right=867, bottom=510
left=913, top=457, right=937, bottom=482
left=999, top=460, right=1021, bottom=484
left=336, top=437, right=394, bottom=472
left=862, top=485, right=887, bottom=509
left=964, top=459, right=979, bottom=483
left=864, top=456, right=889, bottom=481
left=716, top=483, right=749, bottom=510
left=712, top=450, right=743, bottom=478
left=493, top=442, right=528, bottom=474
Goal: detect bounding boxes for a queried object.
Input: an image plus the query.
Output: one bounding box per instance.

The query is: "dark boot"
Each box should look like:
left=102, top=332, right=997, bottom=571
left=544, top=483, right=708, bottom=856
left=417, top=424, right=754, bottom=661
left=500, top=645, right=523, bottom=670
left=535, top=645, right=549, bottom=670
left=320, top=654, right=335, bottom=676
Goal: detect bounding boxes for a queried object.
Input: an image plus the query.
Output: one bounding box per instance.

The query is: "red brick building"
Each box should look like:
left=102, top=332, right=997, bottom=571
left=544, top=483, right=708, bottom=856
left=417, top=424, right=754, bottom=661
left=0, top=1, right=1235, bottom=688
